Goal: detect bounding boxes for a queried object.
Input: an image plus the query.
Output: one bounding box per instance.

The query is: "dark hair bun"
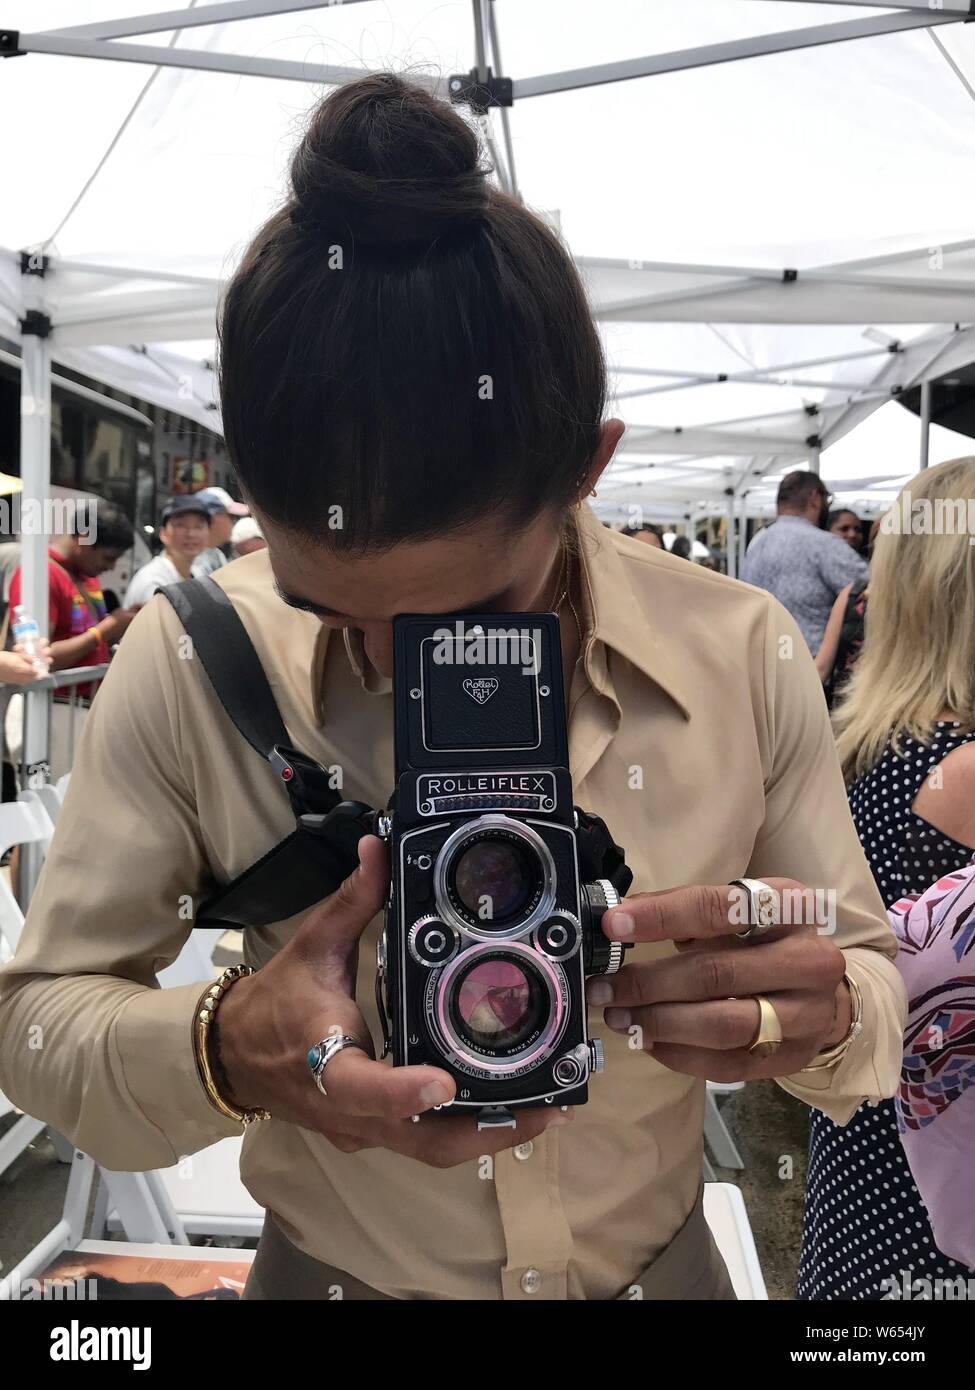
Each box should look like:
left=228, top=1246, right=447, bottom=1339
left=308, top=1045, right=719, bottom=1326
left=289, top=73, right=490, bottom=247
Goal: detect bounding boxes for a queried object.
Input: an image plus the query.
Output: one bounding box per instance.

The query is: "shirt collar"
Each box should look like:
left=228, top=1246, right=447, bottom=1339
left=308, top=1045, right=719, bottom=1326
left=309, top=504, right=692, bottom=722
left=573, top=505, right=692, bottom=720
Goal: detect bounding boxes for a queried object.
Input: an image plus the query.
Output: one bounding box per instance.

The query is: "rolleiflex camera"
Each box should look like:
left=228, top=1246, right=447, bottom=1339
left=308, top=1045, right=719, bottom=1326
left=375, top=612, right=633, bottom=1128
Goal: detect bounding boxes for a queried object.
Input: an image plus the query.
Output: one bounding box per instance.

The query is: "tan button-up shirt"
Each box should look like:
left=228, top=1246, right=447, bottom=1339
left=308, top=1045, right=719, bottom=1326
left=0, top=505, right=906, bottom=1300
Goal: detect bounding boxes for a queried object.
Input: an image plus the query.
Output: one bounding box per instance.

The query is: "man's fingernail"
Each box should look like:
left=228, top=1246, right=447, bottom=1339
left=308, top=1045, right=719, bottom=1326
left=547, top=1112, right=571, bottom=1127
left=605, top=1007, right=631, bottom=1030
left=607, top=911, right=635, bottom=938
left=419, top=1082, right=452, bottom=1107
left=587, top=980, right=613, bottom=1006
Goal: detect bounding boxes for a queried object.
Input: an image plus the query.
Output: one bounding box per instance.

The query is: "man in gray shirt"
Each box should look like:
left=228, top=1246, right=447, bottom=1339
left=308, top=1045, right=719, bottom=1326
left=742, top=470, right=868, bottom=653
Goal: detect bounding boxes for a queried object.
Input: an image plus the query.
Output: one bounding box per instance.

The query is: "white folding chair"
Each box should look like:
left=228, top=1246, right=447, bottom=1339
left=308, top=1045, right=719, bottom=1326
left=0, top=1148, right=97, bottom=1297
left=703, top=1181, right=768, bottom=1300
left=29, top=782, right=64, bottom=828
left=0, top=798, right=54, bottom=959
left=102, top=1138, right=264, bottom=1242
left=0, top=1093, right=46, bottom=1181
left=0, top=800, right=59, bottom=1178
left=704, top=1081, right=745, bottom=1174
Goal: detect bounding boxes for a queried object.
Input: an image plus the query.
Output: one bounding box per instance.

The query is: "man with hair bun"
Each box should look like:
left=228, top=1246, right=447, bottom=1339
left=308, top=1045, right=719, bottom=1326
left=0, top=73, right=903, bottom=1304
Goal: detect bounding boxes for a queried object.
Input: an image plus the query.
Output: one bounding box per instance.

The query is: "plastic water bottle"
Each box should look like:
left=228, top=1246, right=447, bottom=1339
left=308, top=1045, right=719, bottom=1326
left=11, top=605, right=46, bottom=676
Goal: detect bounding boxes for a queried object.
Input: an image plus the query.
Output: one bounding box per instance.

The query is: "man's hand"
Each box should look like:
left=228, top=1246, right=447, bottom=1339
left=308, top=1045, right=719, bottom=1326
left=586, top=879, right=849, bottom=1082
left=216, top=834, right=570, bottom=1166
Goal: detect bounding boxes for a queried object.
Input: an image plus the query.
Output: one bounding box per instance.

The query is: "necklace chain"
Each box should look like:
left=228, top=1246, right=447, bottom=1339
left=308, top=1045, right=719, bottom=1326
left=549, top=542, right=584, bottom=658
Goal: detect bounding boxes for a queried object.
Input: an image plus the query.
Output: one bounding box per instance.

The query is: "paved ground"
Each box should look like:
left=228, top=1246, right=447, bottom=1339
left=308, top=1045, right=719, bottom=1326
left=1, top=1079, right=810, bottom=1298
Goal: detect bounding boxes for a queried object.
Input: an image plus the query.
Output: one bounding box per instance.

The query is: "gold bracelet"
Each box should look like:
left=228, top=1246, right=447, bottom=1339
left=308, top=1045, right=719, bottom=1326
left=800, top=972, right=864, bottom=1073
left=88, top=625, right=102, bottom=646
left=193, top=965, right=271, bottom=1125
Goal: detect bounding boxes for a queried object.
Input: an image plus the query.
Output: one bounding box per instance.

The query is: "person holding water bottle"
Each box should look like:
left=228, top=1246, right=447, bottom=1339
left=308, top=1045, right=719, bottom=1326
left=5, top=501, right=136, bottom=782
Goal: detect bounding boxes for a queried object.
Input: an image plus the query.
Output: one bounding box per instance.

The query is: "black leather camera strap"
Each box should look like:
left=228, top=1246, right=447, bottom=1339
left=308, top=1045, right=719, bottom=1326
left=160, top=574, right=290, bottom=760
left=159, top=576, right=373, bottom=930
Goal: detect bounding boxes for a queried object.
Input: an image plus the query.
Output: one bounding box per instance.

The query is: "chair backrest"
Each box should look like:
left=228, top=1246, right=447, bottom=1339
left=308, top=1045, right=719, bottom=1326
left=0, top=798, right=53, bottom=862
left=0, top=800, right=53, bottom=958
left=703, top=1182, right=768, bottom=1299
left=31, top=784, right=64, bottom=828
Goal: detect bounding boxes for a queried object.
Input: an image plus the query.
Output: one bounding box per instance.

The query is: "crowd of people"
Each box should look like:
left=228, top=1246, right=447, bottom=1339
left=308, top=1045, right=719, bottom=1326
left=0, top=489, right=265, bottom=787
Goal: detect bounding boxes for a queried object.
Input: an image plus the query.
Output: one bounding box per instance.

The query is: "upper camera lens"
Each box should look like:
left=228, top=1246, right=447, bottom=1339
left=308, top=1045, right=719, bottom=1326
left=450, top=836, right=538, bottom=926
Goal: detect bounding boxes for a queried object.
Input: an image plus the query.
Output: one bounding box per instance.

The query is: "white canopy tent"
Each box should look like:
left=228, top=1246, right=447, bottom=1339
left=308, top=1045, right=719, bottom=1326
left=4, top=0, right=975, bottom=771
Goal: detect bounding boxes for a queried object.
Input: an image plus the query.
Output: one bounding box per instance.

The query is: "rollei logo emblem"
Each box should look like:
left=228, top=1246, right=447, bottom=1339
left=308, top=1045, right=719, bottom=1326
left=463, top=678, right=499, bottom=705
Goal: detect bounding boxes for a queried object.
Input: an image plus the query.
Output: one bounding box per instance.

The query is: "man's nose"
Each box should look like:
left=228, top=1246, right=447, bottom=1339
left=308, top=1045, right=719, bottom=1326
left=362, top=624, right=394, bottom=678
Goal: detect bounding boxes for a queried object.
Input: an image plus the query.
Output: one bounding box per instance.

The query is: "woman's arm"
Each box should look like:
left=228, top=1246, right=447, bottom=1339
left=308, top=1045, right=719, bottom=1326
left=814, top=583, right=852, bottom=684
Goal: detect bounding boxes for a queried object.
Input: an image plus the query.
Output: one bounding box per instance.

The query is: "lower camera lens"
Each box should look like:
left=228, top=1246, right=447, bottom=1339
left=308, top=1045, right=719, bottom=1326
left=451, top=954, right=546, bottom=1052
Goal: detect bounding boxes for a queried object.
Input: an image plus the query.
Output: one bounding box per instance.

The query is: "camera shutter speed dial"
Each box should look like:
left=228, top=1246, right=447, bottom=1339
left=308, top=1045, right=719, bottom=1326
left=408, top=916, right=460, bottom=968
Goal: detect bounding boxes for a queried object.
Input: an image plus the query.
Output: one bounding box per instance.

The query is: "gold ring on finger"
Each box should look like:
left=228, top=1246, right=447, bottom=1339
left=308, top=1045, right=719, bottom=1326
left=746, top=995, right=783, bottom=1058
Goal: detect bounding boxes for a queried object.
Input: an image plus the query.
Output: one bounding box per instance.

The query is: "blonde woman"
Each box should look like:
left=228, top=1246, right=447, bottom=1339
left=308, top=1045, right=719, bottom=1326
left=798, top=457, right=975, bottom=1300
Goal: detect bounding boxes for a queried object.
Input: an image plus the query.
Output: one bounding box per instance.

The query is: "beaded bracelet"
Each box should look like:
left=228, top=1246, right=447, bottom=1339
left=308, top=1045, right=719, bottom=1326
left=193, top=964, right=271, bottom=1125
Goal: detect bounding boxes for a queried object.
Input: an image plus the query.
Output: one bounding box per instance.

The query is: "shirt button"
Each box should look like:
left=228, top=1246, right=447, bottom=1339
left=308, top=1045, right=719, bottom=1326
left=520, top=1268, right=542, bottom=1295
left=513, top=1141, right=534, bottom=1161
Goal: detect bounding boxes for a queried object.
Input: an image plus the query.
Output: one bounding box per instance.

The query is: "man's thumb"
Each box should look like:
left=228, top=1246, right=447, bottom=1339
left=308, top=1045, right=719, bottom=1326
left=305, top=833, right=388, bottom=957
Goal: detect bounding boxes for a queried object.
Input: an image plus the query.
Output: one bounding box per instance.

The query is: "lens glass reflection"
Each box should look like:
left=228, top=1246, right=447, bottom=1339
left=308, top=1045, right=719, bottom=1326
left=454, top=958, right=544, bottom=1051
left=452, top=838, right=534, bottom=923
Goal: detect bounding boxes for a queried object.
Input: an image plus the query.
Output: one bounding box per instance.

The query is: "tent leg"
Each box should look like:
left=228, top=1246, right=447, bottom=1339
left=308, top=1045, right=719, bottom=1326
left=808, top=443, right=821, bottom=476
left=737, top=493, right=749, bottom=574
left=726, top=495, right=737, bottom=579
left=18, top=258, right=53, bottom=902
left=919, top=380, right=931, bottom=469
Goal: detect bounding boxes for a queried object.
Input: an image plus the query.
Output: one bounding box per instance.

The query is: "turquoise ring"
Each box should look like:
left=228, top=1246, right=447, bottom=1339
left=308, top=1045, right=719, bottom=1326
left=307, top=1034, right=365, bottom=1096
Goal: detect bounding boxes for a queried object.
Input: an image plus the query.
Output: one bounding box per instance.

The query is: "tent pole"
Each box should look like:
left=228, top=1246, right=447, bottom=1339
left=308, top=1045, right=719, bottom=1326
left=738, top=493, right=749, bottom=575
left=726, top=494, right=737, bottom=579
left=49, top=0, right=377, bottom=41
left=808, top=443, right=821, bottom=476
left=18, top=253, right=53, bottom=897
left=512, top=11, right=961, bottom=101
left=13, top=31, right=441, bottom=90
left=919, top=380, right=932, bottom=470
left=488, top=0, right=520, bottom=201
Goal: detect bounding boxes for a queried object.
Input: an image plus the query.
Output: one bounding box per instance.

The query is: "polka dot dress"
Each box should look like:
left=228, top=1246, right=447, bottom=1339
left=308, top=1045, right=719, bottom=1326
left=797, top=722, right=975, bottom=1300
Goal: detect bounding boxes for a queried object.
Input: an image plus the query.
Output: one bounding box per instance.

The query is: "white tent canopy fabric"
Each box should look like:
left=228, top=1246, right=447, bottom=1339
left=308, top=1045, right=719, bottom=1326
left=3, top=3, right=975, bottom=603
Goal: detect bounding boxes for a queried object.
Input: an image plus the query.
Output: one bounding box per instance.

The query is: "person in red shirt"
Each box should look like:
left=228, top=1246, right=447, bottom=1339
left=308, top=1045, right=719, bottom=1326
left=9, top=502, right=137, bottom=678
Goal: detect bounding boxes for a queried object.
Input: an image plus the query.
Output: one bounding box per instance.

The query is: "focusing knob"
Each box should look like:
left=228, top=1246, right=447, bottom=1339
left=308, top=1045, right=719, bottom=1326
left=582, top=879, right=631, bottom=976
left=408, top=916, right=459, bottom=968
left=604, top=941, right=625, bottom=975
left=588, top=1038, right=605, bottom=1074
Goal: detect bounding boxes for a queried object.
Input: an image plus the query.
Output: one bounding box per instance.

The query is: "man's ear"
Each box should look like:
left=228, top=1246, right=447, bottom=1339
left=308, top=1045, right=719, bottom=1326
left=576, top=419, right=624, bottom=502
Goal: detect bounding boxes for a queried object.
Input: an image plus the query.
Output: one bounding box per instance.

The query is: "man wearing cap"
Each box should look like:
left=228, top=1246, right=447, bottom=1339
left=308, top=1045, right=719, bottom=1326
left=230, top=515, right=266, bottom=558
left=192, top=486, right=250, bottom=578
left=124, top=495, right=213, bottom=609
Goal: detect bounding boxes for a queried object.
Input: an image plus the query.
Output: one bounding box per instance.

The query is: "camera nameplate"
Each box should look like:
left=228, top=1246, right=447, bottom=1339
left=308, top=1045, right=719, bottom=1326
left=415, top=770, right=557, bottom=817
